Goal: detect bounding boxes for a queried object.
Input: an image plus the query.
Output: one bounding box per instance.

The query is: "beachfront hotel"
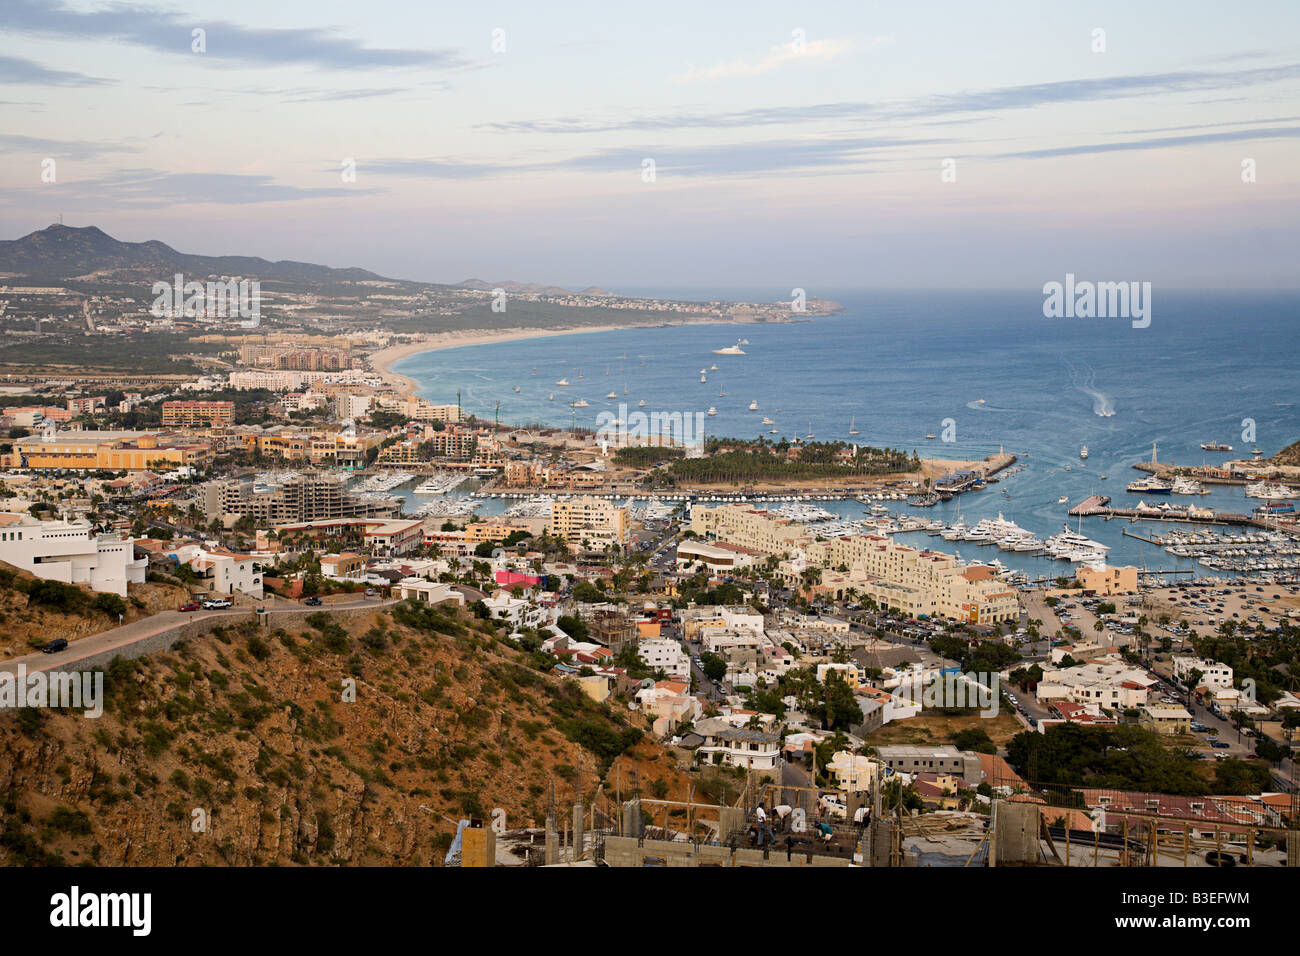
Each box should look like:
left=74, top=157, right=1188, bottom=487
left=690, top=504, right=1019, bottom=625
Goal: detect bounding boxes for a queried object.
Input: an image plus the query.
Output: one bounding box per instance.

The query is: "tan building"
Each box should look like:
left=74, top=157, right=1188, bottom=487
left=162, top=400, right=235, bottom=428
left=1076, top=564, right=1139, bottom=594
left=10, top=430, right=212, bottom=472
left=1139, top=704, right=1192, bottom=736
left=549, top=496, right=628, bottom=551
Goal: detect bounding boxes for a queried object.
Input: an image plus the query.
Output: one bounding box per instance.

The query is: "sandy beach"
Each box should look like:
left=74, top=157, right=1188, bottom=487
left=367, top=318, right=769, bottom=396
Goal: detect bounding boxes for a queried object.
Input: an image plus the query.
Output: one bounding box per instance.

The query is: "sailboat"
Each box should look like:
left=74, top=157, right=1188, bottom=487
left=848, top=415, right=860, bottom=436
left=748, top=400, right=759, bottom=411
left=806, top=423, right=815, bottom=440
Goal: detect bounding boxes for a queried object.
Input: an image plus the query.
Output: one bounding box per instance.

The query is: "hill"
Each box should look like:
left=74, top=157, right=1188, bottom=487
left=0, top=224, right=382, bottom=282
left=0, top=561, right=189, bottom=659
left=0, top=600, right=695, bottom=865
left=1270, top=439, right=1300, bottom=467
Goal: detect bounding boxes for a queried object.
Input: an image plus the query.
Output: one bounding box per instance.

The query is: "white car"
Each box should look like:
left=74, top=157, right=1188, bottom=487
left=202, top=599, right=233, bottom=610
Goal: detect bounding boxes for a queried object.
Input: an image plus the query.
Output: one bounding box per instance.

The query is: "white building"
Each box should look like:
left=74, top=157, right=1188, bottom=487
left=481, top=591, right=554, bottom=629
left=1173, top=656, right=1234, bottom=690
left=188, top=548, right=264, bottom=599
left=691, top=716, right=781, bottom=771
left=394, top=578, right=465, bottom=607
left=0, top=513, right=146, bottom=597
left=637, top=638, right=690, bottom=679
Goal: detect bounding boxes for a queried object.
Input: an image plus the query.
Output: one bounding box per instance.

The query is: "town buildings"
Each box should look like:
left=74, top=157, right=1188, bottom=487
left=548, top=496, right=629, bottom=551
left=161, top=400, right=235, bottom=428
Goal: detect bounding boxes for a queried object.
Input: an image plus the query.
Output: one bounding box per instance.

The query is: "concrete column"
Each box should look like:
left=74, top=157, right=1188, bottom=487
left=545, top=813, right=559, bottom=865
left=573, top=800, right=585, bottom=858
left=622, top=798, right=642, bottom=839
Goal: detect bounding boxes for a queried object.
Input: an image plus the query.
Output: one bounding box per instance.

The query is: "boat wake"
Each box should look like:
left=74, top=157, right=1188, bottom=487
left=1065, top=359, right=1115, bottom=417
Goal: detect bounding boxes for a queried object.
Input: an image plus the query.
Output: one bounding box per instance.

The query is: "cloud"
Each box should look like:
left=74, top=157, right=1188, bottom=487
left=0, top=132, right=139, bottom=159
left=3, top=0, right=471, bottom=71
left=365, top=134, right=953, bottom=181
left=997, top=125, right=1300, bottom=159
left=0, top=52, right=111, bottom=86
left=0, top=169, right=383, bottom=207
left=673, top=36, right=863, bottom=83
left=481, top=61, right=1300, bottom=134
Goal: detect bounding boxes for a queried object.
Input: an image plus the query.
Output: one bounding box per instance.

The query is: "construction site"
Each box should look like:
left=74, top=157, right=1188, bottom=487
left=444, top=765, right=1300, bottom=868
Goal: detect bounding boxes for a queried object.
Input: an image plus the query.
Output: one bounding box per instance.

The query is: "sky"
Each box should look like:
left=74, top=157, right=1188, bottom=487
left=1, top=0, right=1299, bottom=291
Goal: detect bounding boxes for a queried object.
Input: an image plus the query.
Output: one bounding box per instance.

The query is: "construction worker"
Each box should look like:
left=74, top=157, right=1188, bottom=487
left=754, top=802, right=775, bottom=847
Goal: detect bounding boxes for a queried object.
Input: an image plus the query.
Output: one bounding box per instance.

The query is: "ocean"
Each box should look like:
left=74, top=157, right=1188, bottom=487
left=391, top=289, right=1300, bottom=575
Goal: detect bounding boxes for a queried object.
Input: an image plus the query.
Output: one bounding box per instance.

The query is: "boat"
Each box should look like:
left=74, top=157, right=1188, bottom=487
left=605, top=391, right=617, bottom=399
left=1099, top=474, right=1107, bottom=480
left=1079, top=445, right=1089, bottom=460
left=571, top=399, right=589, bottom=408
left=1245, top=481, right=1296, bottom=500
left=748, top=401, right=759, bottom=411
left=700, top=374, right=707, bottom=383
left=1171, top=476, right=1208, bottom=495
left=512, top=385, right=521, bottom=393
left=1126, top=475, right=1172, bottom=495
left=706, top=407, right=717, bottom=417
left=1058, top=496, right=1069, bottom=504
left=761, top=417, right=775, bottom=426
left=1200, top=441, right=1233, bottom=451
left=555, top=378, right=570, bottom=386
left=637, top=399, right=647, bottom=407
left=924, top=433, right=937, bottom=440
left=848, top=415, right=860, bottom=436
left=769, top=428, right=779, bottom=434
left=975, top=398, right=985, bottom=404
left=710, top=364, right=718, bottom=371
left=548, top=393, right=554, bottom=401
left=712, top=340, right=746, bottom=355
left=805, top=423, right=815, bottom=440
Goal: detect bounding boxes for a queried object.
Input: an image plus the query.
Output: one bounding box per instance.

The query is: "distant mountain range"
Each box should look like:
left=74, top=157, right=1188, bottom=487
left=0, top=224, right=384, bottom=283
left=0, top=224, right=611, bottom=297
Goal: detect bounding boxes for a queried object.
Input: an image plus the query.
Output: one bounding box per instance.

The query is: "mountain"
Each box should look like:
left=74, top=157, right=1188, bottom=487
left=0, top=224, right=383, bottom=282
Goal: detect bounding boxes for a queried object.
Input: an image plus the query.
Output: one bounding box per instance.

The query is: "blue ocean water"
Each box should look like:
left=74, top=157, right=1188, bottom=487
left=393, top=289, right=1300, bottom=574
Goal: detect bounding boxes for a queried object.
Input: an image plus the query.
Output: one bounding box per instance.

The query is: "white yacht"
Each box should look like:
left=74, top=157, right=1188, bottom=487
left=1246, top=481, right=1296, bottom=500
left=555, top=378, right=570, bottom=386
left=1171, top=476, right=1208, bottom=495
left=748, top=400, right=759, bottom=411
left=706, top=407, right=717, bottom=416
left=712, top=341, right=746, bottom=355
left=513, top=385, right=521, bottom=393
left=761, top=417, right=775, bottom=426
left=571, top=399, right=589, bottom=408
left=1080, top=445, right=1089, bottom=459
left=1057, top=495, right=1069, bottom=504
left=605, top=391, right=618, bottom=399
left=637, top=399, right=648, bottom=407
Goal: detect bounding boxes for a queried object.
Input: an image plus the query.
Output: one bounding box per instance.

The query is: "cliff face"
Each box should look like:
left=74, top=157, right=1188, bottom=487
left=1271, top=439, right=1300, bottom=467
left=0, top=604, right=684, bottom=866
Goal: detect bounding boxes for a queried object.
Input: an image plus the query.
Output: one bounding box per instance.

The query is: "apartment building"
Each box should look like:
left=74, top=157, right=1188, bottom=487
left=239, top=426, right=383, bottom=467
left=187, top=547, right=264, bottom=598
left=0, top=513, right=147, bottom=597
left=1173, top=656, right=1234, bottom=690
left=201, top=474, right=400, bottom=524
left=874, top=745, right=982, bottom=787
left=373, top=394, right=460, bottom=423
left=162, top=400, right=235, bottom=428
left=548, top=496, right=628, bottom=550
left=1036, top=657, right=1154, bottom=712
left=637, top=638, right=690, bottom=679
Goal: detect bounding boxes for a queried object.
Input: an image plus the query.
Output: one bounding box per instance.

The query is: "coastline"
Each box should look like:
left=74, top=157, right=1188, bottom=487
left=368, top=315, right=822, bottom=396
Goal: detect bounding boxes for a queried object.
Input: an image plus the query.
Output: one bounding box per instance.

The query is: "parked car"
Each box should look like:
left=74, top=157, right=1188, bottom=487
left=304, top=596, right=323, bottom=606
left=202, top=598, right=232, bottom=610
left=40, top=638, right=68, bottom=654
left=364, top=588, right=378, bottom=597
left=178, top=602, right=200, bottom=612
left=1210, top=740, right=1231, bottom=749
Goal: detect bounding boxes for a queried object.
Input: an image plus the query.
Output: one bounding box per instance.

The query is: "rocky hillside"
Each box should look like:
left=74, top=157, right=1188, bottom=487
left=0, top=601, right=692, bottom=866
left=0, top=562, right=189, bottom=659
left=1270, top=439, right=1300, bottom=467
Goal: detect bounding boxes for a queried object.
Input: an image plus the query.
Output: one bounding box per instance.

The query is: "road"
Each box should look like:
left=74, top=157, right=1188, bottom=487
left=0, top=595, right=395, bottom=676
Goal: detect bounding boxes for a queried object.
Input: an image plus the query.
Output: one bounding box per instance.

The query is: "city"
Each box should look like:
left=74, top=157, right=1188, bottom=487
left=1, top=0, right=1295, bottom=940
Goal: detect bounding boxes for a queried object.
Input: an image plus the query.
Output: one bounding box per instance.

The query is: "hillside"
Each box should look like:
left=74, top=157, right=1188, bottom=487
left=1270, top=439, right=1300, bottom=467
left=0, top=562, right=189, bottom=659
left=0, top=224, right=382, bottom=282
left=0, top=601, right=694, bottom=866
